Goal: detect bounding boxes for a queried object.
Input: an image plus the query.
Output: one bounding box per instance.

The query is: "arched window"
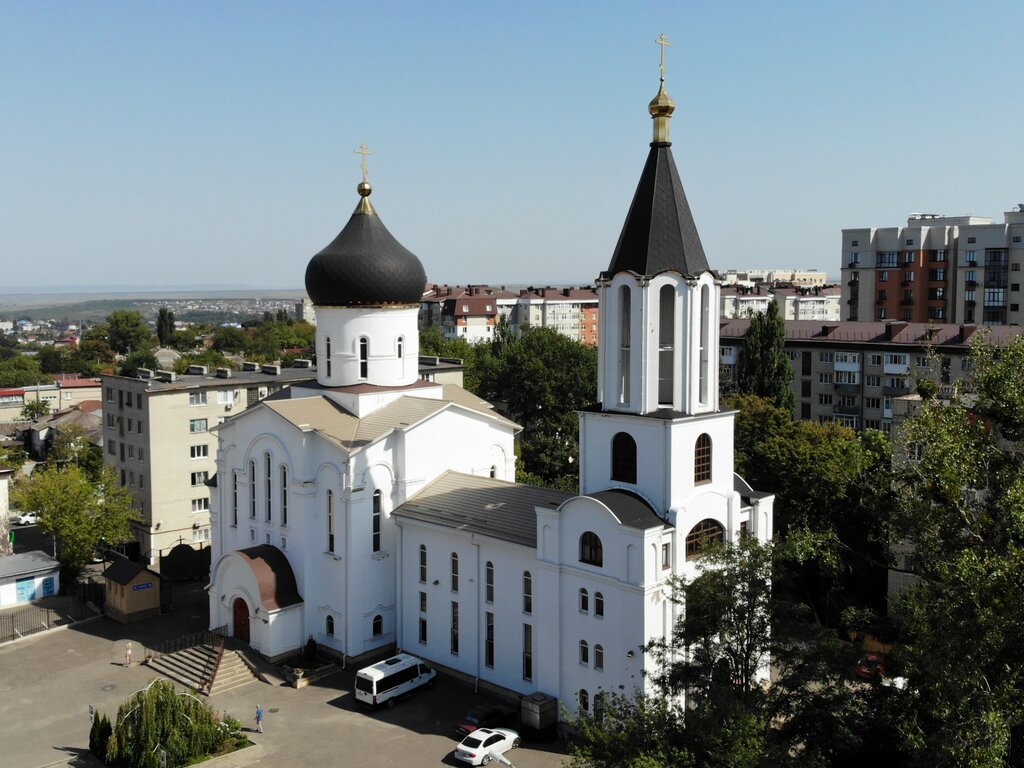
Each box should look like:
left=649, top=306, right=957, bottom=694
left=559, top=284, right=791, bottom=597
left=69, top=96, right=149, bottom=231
left=419, top=544, right=427, bottom=583
left=579, top=588, right=589, bottom=613
left=686, top=518, right=724, bottom=561
left=522, top=571, right=532, bottom=614
left=327, top=490, right=335, bottom=553
left=325, top=615, right=334, bottom=637
left=594, top=644, right=604, bottom=670
left=618, top=286, right=631, bottom=404
left=372, top=490, right=382, bottom=552
left=248, top=460, right=256, bottom=518
left=611, top=432, right=637, bottom=483
left=450, top=552, right=459, bottom=592
left=579, top=689, right=590, bottom=713
left=485, top=561, right=494, bottom=603
left=280, top=465, right=288, bottom=526
left=699, top=284, right=711, bottom=404
left=397, top=336, right=404, bottom=359
left=658, top=284, right=675, bottom=405
left=489, top=465, right=497, bottom=479
left=580, top=532, right=603, bottom=566
left=579, top=640, right=589, bottom=665
left=695, top=434, right=712, bottom=483
left=264, top=452, right=272, bottom=521
left=372, top=614, right=383, bottom=637
left=359, top=337, right=369, bottom=379
left=325, top=336, right=332, bottom=378
left=594, top=591, right=604, bottom=617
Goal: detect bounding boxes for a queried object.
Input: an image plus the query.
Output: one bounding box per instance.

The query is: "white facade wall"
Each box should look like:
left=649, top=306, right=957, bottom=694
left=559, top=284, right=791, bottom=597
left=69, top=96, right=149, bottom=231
left=316, top=307, right=420, bottom=387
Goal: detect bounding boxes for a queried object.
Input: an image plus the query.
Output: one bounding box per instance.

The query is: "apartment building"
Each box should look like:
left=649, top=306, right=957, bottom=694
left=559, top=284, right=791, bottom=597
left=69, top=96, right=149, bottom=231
left=723, top=269, right=827, bottom=286
left=102, top=362, right=317, bottom=564
left=721, top=284, right=840, bottom=321
left=719, top=319, right=1024, bottom=433
left=509, top=286, right=600, bottom=345
left=0, top=375, right=102, bottom=422
left=841, top=208, right=1024, bottom=325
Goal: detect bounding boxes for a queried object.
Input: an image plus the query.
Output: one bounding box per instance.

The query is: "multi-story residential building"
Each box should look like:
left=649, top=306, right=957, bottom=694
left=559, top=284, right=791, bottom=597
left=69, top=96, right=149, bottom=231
left=509, top=286, right=600, bottom=345
left=841, top=208, right=1024, bottom=325
left=294, top=298, right=317, bottom=325
left=720, top=284, right=841, bottom=321
left=0, top=375, right=102, bottom=422
left=102, top=363, right=317, bottom=564
left=723, top=269, right=827, bottom=286
left=720, top=319, right=1024, bottom=433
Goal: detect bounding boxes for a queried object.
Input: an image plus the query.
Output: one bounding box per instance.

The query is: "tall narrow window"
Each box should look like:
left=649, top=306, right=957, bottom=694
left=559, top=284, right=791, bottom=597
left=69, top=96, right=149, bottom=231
left=359, top=337, right=369, bottom=379
left=579, top=588, right=589, bottom=612
left=325, top=337, right=332, bottom=378
left=579, top=640, right=590, bottom=665
left=450, top=552, right=459, bottom=592
left=699, top=284, right=711, bottom=404
left=419, top=617, right=427, bottom=644
left=327, top=490, right=335, bottom=553
left=231, top=473, right=238, bottom=526
left=264, top=453, right=272, bottom=521
left=579, top=689, right=589, bottom=713
left=450, top=601, right=459, bottom=655
left=419, top=544, right=427, bottom=583
left=658, top=284, right=675, bottom=405
left=372, top=490, right=382, bottom=552
left=397, top=336, right=404, bottom=359
left=280, top=465, right=288, bottom=526
left=248, top=460, right=256, bottom=519
left=611, top=432, right=637, bottom=483
left=594, top=644, right=604, bottom=670
left=595, top=591, right=604, bottom=617
left=485, top=612, right=495, bottom=667
left=580, top=532, right=603, bottom=566
left=485, top=561, right=494, bottom=603
left=523, top=623, right=533, bottom=681
left=618, top=286, right=631, bottom=404
left=522, top=571, right=532, bottom=614
left=695, top=433, right=712, bottom=483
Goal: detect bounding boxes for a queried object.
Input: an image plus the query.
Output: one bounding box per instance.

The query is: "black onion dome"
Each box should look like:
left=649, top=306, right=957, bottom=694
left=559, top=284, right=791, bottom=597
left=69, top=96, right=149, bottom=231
left=305, top=190, right=426, bottom=307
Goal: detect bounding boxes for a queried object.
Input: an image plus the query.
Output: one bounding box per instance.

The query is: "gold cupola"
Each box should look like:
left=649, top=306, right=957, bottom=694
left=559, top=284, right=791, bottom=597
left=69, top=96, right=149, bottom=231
left=649, top=33, right=675, bottom=144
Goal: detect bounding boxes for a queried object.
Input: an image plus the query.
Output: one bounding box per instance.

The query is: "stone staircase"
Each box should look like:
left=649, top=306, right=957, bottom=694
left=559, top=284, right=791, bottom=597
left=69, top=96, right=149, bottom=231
left=147, top=643, right=259, bottom=696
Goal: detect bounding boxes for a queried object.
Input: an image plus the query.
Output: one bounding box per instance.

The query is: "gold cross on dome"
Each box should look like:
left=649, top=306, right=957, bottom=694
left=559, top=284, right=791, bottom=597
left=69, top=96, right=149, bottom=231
left=354, top=143, right=374, bottom=183
left=656, top=33, right=671, bottom=81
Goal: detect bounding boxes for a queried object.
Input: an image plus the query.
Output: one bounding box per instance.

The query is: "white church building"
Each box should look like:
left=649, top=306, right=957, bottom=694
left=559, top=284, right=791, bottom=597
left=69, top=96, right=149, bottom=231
left=207, top=68, right=773, bottom=717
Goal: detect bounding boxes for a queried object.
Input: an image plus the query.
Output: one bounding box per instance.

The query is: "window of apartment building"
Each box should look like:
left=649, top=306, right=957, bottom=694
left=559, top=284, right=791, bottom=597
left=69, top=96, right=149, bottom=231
left=878, top=308, right=888, bottom=319
left=1013, top=236, right=1022, bottom=244
left=835, top=352, right=860, bottom=364
left=801, top=402, right=811, bottom=418
left=878, top=271, right=888, bottom=282
left=191, top=498, right=209, bottom=513
left=191, top=471, right=208, bottom=486
left=906, top=239, right=914, bottom=246
left=120, top=469, right=125, bottom=486
left=128, top=471, right=135, bottom=487
left=128, top=445, right=135, bottom=461
left=818, top=372, right=833, bottom=384
left=877, top=251, right=897, bottom=267
left=419, top=544, right=427, bottom=583
left=523, top=571, right=533, bottom=614
left=126, top=419, right=133, bottom=433
left=866, top=375, right=881, bottom=387
left=905, top=271, right=915, bottom=282
left=885, top=353, right=908, bottom=367
left=1012, top=304, right=1020, bottom=312
left=864, top=419, right=880, bottom=429
left=967, top=237, right=976, bottom=244
left=190, top=445, right=208, bottom=459
left=835, top=371, right=859, bottom=385
left=887, top=377, right=908, bottom=389
left=932, top=249, right=948, bottom=262
left=966, top=269, right=977, bottom=282
left=915, top=356, right=929, bottom=368
left=848, top=252, right=860, bottom=264
left=1013, top=264, right=1021, bottom=272
left=1012, top=284, right=1020, bottom=292
left=929, top=269, right=946, bottom=281
left=818, top=352, right=832, bottom=363
left=965, top=309, right=975, bottom=321
left=866, top=397, right=881, bottom=410
left=189, top=418, right=207, bottom=433
left=108, top=440, right=116, bottom=456
left=927, top=307, right=946, bottom=320
left=928, top=287, right=946, bottom=300
left=106, top=413, right=115, bottom=428
left=903, top=251, right=915, bottom=264
left=819, top=393, right=833, bottom=405
left=217, top=390, right=235, bottom=406
left=189, top=392, right=207, bottom=406
left=965, top=290, right=975, bottom=302
left=801, top=380, right=811, bottom=397
left=192, top=527, right=211, bottom=544
left=840, top=395, right=856, bottom=407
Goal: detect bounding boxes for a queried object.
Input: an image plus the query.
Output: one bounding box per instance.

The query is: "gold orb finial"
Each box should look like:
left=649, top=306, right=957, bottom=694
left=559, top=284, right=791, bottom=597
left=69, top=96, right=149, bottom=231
left=357, top=180, right=372, bottom=197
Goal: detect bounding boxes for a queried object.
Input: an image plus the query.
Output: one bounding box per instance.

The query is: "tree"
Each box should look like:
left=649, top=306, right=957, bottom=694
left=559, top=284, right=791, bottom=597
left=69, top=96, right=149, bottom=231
left=119, top=350, right=158, bottom=377
left=12, top=464, right=138, bottom=573
left=36, top=346, right=67, bottom=374
left=885, top=333, right=1024, bottom=766
left=211, top=325, right=249, bottom=354
left=20, top=399, right=51, bottom=421
left=156, top=306, right=176, bottom=346
left=106, top=310, right=153, bottom=355
left=79, top=324, right=116, bottom=366
left=0, top=354, right=45, bottom=387
left=735, top=300, right=794, bottom=411
left=47, top=423, right=104, bottom=480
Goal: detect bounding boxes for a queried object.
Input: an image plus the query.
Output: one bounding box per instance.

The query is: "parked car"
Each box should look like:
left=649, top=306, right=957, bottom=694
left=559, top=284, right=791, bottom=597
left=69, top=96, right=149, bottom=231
left=12, top=511, right=39, bottom=526
left=855, top=653, right=886, bottom=681
left=454, top=727, right=520, bottom=766
left=456, top=703, right=517, bottom=736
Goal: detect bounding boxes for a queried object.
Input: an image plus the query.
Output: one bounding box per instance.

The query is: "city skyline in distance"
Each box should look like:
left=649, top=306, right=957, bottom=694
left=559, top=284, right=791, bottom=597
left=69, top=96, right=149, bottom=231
left=2, top=2, right=1021, bottom=291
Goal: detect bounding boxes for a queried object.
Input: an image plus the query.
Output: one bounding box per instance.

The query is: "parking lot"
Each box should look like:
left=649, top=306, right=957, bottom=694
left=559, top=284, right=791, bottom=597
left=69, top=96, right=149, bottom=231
left=0, top=584, right=570, bottom=768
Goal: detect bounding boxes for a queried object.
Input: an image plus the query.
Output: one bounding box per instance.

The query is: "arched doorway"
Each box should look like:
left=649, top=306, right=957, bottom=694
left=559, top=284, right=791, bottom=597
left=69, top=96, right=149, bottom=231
left=232, top=598, right=250, bottom=644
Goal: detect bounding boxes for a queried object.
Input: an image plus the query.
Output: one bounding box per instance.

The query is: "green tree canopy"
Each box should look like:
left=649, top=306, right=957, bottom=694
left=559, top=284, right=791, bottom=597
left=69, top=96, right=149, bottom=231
left=211, top=325, right=249, bottom=354
left=12, top=464, right=138, bottom=573
left=20, top=399, right=51, bottom=421
left=156, top=306, right=176, bottom=346
left=0, top=354, right=45, bottom=387
left=735, top=300, right=794, bottom=411
left=106, top=310, right=153, bottom=355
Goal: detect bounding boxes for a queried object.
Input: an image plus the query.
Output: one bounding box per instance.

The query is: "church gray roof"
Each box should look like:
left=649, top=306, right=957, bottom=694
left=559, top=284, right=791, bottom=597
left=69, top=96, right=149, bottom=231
left=603, top=142, right=710, bottom=280
left=393, top=471, right=573, bottom=547
left=584, top=489, right=666, bottom=530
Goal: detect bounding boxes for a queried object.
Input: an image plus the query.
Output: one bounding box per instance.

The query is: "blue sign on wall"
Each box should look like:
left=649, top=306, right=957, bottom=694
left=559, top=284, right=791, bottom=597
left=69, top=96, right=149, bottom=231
left=15, top=577, right=36, bottom=602
left=42, top=577, right=55, bottom=597
left=132, top=582, right=153, bottom=591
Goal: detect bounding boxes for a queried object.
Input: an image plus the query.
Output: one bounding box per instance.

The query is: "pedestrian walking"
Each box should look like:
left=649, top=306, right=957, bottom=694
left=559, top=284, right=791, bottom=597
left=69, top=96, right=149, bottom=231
left=254, top=704, right=264, bottom=733
left=124, top=642, right=132, bottom=667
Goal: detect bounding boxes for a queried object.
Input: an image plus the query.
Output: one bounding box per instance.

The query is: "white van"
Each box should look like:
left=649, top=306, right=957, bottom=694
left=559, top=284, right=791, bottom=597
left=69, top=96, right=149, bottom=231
left=354, top=654, right=437, bottom=708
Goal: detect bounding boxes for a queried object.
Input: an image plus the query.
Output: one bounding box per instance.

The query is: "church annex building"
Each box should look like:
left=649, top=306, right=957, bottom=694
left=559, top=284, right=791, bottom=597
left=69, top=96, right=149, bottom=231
left=207, top=66, right=774, bottom=719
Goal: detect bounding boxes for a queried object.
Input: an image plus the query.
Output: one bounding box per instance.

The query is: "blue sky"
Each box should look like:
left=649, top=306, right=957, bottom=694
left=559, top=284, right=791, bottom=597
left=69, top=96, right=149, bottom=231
left=2, top=1, right=1021, bottom=291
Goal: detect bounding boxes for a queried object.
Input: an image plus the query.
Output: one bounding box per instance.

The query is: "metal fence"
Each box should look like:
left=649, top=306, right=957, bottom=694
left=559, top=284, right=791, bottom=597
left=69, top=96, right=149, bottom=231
left=0, top=598, right=94, bottom=644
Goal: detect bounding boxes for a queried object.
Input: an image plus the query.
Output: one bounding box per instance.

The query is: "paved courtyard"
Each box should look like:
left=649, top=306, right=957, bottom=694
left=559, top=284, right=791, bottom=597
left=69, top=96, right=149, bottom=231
left=0, top=582, right=570, bottom=768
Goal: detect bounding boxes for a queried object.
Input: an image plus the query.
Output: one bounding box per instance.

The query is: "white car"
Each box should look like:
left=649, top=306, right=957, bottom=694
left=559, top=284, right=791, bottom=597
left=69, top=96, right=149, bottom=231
left=12, top=511, right=39, bottom=526
left=454, top=727, right=520, bottom=766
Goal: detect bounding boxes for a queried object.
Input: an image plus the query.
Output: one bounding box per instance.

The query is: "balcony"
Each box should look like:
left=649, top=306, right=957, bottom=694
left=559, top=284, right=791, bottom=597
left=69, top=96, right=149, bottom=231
left=966, top=260, right=977, bottom=267
left=884, top=384, right=911, bottom=396
left=834, top=382, right=860, bottom=395
left=847, top=279, right=860, bottom=287
left=965, top=299, right=976, bottom=306
left=833, top=403, right=860, bottom=416
left=966, top=280, right=979, bottom=288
